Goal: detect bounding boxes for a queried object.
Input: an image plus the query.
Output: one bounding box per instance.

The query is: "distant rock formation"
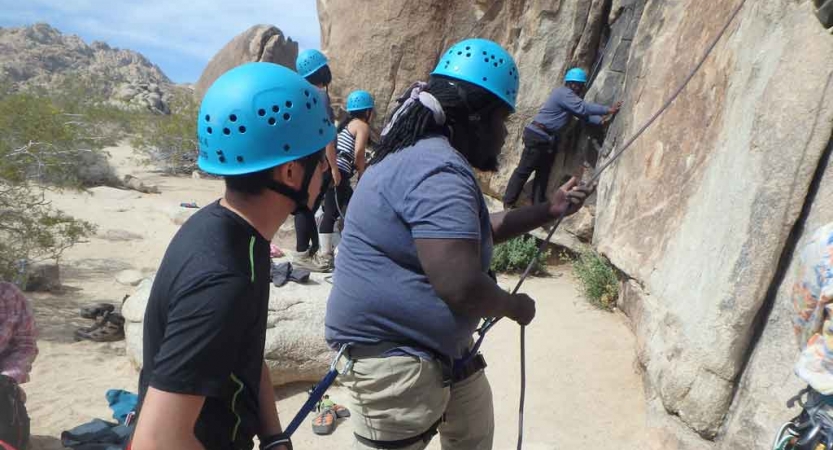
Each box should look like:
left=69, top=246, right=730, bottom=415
left=0, top=23, right=174, bottom=113
left=194, top=25, right=298, bottom=101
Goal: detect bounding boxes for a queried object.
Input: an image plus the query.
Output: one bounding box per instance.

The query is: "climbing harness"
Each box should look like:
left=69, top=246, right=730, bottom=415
left=463, top=1, right=752, bottom=448
left=772, top=387, right=833, bottom=450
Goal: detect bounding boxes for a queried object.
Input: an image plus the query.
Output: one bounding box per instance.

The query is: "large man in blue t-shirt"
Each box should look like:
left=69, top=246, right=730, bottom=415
left=326, top=39, right=592, bottom=450
left=502, top=67, right=622, bottom=207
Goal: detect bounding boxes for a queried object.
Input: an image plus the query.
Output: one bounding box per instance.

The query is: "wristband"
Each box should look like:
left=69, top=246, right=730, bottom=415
left=261, top=433, right=292, bottom=450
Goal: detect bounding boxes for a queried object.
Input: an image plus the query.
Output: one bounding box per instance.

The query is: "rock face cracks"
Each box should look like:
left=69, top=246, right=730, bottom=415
left=319, top=0, right=833, bottom=447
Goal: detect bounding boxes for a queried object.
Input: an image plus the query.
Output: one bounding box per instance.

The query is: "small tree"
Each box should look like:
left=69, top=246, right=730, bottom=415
left=0, top=91, right=101, bottom=284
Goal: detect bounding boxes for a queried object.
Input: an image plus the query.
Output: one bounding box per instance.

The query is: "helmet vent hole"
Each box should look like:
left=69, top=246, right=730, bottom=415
left=216, top=150, right=223, bottom=155
left=236, top=156, right=244, bottom=163
left=223, top=128, right=231, bottom=135
left=258, top=109, right=266, bottom=117
left=306, top=102, right=312, bottom=109
left=285, top=101, right=293, bottom=108
left=268, top=117, right=277, bottom=126
left=304, top=90, right=310, bottom=97
left=219, top=156, right=226, bottom=163
left=466, top=53, right=471, bottom=57
left=484, top=58, right=489, bottom=63
left=482, top=51, right=487, bottom=55
left=457, top=51, right=462, bottom=55
left=465, top=46, right=471, bottom=50
left=238, top=126, right=246, bottom=134
left=283, top=113, right=291, bottom=121
left=493, top=62, right=499, bottom=67
left=229, top=114, right=237, bottom=122
left=283, top=144, right=291, bottom=152
left=319, top=128, right=324, bottom=135
left=491, top=55, right=495, bottom=60
left=499, top=59, right=504, bottom=64
left=207, top=127, right=213, bottom=134
left=272, top=105, right=280, bottom=113
left=205, top=114, right=211, bottom=122
left=482, top=77, right=488, bottom=82
left=313, top=98, right=318, bottom=105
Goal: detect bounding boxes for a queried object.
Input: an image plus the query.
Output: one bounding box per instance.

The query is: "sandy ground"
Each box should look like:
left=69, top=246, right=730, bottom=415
left=23, top=144, right=651, bottom=449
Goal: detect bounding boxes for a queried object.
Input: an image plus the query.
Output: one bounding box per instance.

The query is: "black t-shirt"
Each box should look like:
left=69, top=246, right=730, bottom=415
left=138, top=201, right=271, bottom=450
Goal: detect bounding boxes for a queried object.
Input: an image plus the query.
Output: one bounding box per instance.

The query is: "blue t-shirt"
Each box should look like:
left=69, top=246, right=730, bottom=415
left=527, top=86, right=609, bottom=137
left=325, top=136, right=492, bottom=360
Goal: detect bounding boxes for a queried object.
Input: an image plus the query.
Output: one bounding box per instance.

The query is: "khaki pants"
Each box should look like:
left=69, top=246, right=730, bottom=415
left=338, top=356, right=494, bottom=450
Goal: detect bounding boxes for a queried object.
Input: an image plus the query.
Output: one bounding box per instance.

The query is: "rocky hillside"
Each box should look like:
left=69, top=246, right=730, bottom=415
left=0, top=23, right=174, bottom=113
left=318, top=0, right=833, bottom=448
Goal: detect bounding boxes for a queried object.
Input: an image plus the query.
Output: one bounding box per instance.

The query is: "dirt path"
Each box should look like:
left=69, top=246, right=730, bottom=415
left=24, top=144, right=651, bottom=449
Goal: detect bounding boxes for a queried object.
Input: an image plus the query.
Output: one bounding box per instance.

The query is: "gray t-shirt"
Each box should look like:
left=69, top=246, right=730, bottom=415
left=325, top=136, right=492, bottom=359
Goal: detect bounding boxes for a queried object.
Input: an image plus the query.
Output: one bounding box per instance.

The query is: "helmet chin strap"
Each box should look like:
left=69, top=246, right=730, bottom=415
left=265, top=153, right=321, bottom=215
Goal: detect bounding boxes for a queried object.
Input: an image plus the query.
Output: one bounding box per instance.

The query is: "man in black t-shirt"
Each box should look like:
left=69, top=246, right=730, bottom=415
left=130, top=63, right=336, bottom=450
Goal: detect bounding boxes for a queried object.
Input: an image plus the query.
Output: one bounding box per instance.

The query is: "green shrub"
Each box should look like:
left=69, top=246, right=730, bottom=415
left=572, top=249, right=619, bottom=311
left=0, top=90, right=100, bottom=283
left=491, top=236, right=550, bottom=274
left=131, top=91, right=198, bottom=174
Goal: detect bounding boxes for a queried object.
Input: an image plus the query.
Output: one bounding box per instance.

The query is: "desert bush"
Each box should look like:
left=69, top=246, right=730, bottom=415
left=572, top=249, right=619, bottom=311
left=0, top=90, right=100, bottom=284
left=131, top=90, right=198, bottom=174
left=491, top=235, right=550, bottom=274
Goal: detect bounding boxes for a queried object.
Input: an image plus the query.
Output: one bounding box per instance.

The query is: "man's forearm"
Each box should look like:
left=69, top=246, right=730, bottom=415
left=490, top=202, right=553, bottom=244
left=258, top=361, right=283, bottom=438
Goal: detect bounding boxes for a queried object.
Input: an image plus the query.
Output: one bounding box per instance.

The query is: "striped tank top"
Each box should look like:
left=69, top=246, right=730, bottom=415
left=336, top=127, right=356, bottom=177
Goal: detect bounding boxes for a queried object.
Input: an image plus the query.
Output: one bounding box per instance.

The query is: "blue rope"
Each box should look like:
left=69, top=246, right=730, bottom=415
left=283, top=369, right=339, bottom=437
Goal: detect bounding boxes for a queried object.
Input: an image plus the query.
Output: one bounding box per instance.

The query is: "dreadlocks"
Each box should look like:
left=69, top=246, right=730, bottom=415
left=371, top=76, right=503, bottom=166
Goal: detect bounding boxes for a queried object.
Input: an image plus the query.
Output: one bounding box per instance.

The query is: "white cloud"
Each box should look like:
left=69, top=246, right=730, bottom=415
left=0, top=0, right=321, bottom=81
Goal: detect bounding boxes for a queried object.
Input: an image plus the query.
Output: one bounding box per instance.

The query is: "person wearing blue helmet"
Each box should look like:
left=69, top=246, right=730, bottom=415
left=291, top=48, right=339, bottom=272
left=130, top=62, right=335, bottom=450
left=317, top=90, right=375, bottom=263
left=325, top=39, right=592, bottom=449
left=502, top=67, right=622, bottom=208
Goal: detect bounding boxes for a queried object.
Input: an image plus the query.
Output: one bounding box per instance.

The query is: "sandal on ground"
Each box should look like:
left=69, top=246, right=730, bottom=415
left=74, top=312, right=125, bottom=342
left=79, top=303, right=115, bottom=320
left=333, top=404, right=351, bottom=419
left=311, top=409, right=336, bottom=435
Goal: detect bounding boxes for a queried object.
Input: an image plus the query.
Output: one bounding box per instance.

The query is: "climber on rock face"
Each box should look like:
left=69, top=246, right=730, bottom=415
left=502, top=67, right=622, bottom=208
left=130, top=63, right=336, bottom=450
left=324, top=39, right=592, bottom=450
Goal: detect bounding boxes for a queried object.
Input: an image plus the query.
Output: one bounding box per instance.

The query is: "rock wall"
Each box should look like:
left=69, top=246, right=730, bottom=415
left=318, top=0, right=609, bottom=198
left=194, top=25, right=298, bottom=101
left=594, top=0, right=833, bottom=443
left=319, top=0, right=833, bottom=447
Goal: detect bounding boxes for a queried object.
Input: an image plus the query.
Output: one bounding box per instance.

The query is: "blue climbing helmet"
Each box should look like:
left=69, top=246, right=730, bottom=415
left=197, top=62, right=336, bottom=176
left=345, top=90, right=375, bottom=112
left=296, top=49, right=329, bottom=78
left=431, top=38, right=520, bottom=111
left=564, top=67, right=588, bottom=84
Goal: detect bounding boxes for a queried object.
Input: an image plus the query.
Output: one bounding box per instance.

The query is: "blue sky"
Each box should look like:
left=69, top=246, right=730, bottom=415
left=0, top=0, right=321, bottom=83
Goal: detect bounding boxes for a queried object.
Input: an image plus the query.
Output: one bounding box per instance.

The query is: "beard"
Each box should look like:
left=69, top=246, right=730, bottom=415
left=450, top=123, right=502, bottom=173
